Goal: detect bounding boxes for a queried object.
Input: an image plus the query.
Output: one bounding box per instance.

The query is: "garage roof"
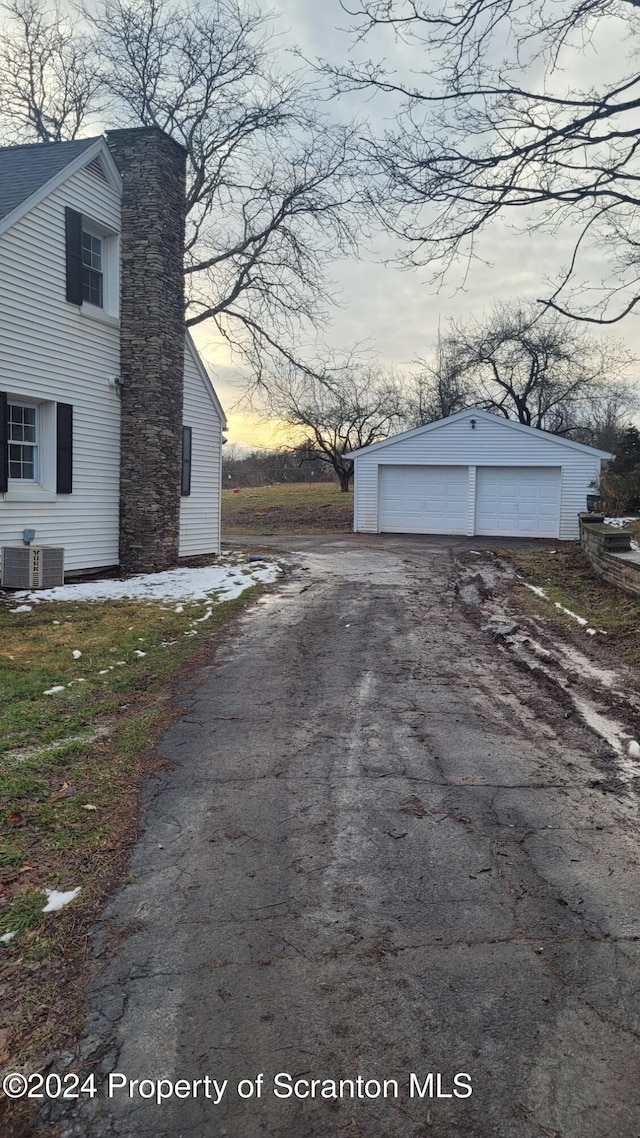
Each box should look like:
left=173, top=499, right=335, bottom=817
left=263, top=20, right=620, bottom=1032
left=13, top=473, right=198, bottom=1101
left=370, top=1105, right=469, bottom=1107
left=345, top=407, right=612, bottom=460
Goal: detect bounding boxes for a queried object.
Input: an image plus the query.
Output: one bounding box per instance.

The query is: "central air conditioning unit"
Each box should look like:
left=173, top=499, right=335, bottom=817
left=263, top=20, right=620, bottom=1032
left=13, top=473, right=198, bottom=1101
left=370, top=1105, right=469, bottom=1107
left=1, top=546, right=65, bottom=589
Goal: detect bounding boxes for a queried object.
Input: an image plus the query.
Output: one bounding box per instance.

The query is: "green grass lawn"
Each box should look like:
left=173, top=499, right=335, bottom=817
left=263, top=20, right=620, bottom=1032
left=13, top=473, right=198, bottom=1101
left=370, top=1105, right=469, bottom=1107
left=222, top=481, right=353, bottom=534
left=0, top=576, right=268, bottom=1085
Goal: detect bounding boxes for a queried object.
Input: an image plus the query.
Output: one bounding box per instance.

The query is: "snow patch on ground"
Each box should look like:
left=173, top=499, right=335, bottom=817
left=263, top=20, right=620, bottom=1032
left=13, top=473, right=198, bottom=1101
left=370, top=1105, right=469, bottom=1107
left=554, top=601, right=588, bottom=626
left=11, top=559, right=282, bottom=605
left=4, top=727, right=111, bottom=764
left=524, top=583, right=591, bottom=628
left=507, top=629, right=639, bottom=783
left=42, top=887, right=81, bottom=913
left=524, top=584, right=548, bottom=599
left=507, top=628, right=639, bottom=786
left=459, top=554, right=640, bottom=793
left=602, top=516, right=640, bottom=551
left=553, top=644, right=620, bottom=689
left=193, top=608, right=213, bottom=623
left=571, top=697, right=640, bottom=783
left=0, top=932, right=17, bottom=945
left=572, top=695, right=626, bottom=753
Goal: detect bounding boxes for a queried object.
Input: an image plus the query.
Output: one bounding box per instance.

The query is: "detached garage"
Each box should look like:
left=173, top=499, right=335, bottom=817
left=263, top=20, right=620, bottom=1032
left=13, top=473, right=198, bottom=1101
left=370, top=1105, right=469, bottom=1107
left=349, top=408, right=610, bottom=540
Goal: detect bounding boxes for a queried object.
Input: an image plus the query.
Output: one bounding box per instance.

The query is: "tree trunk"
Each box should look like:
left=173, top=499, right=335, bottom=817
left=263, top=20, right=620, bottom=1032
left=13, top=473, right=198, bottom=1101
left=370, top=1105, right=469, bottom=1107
left=338, top=469, right=352, bottom=492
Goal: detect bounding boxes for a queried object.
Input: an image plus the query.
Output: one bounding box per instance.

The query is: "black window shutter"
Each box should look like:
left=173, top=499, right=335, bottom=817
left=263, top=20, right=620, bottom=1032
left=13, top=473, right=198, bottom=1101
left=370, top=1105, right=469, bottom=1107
left=0, top=393, right=8, bottom=493
left=65, top=207, right=83, bottom=305
left=181, top=426, right=192, bottom=496
left=56, top=403, right=73, bottom=493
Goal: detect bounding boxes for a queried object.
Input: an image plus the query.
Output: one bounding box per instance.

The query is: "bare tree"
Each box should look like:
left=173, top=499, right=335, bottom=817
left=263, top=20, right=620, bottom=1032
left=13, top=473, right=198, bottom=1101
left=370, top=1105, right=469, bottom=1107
left=568, top=390, right=638, bottom=452
left=263, top=357, right=404, bottom=490
left=596, top=424, right=640, bottom=512
left=420, top=303, right=636, bottom=433
left=325, top=0, right=640, bottom=325
left=0, top=0, right=361, bottom=373
left=222, top=444, right=334, bottom=486
left=87, top=0, right=360, bottom=368
left=403, top=331, right=471, bottom=426
left=0, top=0, right=102, bottom=142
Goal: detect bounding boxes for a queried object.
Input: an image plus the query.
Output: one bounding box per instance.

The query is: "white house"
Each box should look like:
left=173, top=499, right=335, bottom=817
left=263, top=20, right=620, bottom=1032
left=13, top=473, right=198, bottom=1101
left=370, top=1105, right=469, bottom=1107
left=0, top=129, right=226, bottom=578
left=348, top=408, right=611, bottom=540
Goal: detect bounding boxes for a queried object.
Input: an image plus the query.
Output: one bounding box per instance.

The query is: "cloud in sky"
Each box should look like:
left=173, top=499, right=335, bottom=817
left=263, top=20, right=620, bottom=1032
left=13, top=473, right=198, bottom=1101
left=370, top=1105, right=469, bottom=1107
left=192, top=0, right=640, bottom=444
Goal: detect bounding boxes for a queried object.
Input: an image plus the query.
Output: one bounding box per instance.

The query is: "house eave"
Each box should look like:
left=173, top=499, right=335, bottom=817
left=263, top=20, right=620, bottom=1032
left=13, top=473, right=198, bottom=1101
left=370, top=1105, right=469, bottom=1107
left=0, top=137, right=123, bottom=238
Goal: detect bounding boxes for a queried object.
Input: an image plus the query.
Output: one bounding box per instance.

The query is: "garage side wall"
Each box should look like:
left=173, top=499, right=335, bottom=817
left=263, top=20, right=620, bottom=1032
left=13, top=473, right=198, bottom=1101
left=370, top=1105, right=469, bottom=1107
left=178, top=344, right=223, bottom=557
left=353, top=416, right=601, bottom=539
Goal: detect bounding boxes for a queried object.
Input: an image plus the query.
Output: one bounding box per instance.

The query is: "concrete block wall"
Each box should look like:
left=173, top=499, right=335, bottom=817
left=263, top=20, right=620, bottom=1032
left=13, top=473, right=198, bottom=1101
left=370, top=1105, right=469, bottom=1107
left=579, top=515, right=640, bottom=599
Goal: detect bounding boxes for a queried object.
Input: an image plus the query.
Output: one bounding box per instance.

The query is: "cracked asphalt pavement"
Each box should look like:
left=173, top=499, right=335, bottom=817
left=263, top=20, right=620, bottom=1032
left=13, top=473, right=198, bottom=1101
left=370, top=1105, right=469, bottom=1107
left=59, top=537, right=640, bottom=1137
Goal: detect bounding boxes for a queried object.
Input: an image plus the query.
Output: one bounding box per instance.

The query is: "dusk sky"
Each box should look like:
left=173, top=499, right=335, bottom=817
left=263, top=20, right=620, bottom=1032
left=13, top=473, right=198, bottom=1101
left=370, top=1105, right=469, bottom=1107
left=188, top=0, right=640, bottom=447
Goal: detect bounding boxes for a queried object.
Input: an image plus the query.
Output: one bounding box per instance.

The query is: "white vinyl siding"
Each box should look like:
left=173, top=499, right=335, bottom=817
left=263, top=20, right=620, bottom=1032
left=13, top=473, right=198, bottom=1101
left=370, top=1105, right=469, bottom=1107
left=179, top=341, right=223, bottom=557
left=0, top=164, right=122, bottom=571
left=379, top=465, right=468, bottom=534
left=353, top=412, right=603, bottom=540
left=475, top=466, right=561, bottom=538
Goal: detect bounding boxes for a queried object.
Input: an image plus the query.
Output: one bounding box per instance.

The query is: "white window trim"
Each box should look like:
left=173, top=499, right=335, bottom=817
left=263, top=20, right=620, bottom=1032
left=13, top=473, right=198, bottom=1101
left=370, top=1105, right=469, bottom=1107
left=3, top=484, right=57, bottom=503
left=3, top=399, right=56, bottom=501
left=79, top=305, right=120, bottom=328
left=79, top=219, right=120, bottom=320
left=8, top=400, right=39, bottom=484
left=81, top=228, right=104, bottom=308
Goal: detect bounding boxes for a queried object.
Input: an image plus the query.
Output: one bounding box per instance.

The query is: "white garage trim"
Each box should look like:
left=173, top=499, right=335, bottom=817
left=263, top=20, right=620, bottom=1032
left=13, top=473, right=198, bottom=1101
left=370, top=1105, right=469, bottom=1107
left=467, top=466, right=477, bottom=537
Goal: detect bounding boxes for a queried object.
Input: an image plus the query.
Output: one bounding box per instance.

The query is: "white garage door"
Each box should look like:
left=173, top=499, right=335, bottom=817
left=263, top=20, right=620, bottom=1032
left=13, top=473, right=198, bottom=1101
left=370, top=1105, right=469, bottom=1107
left=475, top=466, right=561, bottom=538
left=378, top=465, right=469, bottom=534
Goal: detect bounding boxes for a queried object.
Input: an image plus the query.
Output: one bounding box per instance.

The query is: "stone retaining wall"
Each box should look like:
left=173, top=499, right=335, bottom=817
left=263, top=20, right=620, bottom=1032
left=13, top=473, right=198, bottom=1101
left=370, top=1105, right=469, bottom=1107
left=579, top=514, right=640, bottom=599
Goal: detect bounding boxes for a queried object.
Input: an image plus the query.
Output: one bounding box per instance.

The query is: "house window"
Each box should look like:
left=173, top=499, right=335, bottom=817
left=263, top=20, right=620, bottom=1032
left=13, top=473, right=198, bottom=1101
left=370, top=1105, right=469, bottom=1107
left=82, top=230, right=103, bottom=307
left=8, top=403, right=38, bottom=481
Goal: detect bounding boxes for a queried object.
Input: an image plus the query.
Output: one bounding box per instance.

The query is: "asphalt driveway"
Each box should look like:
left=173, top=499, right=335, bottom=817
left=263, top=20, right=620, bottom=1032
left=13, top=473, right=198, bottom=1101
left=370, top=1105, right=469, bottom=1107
left=58, top=538, right=640, bottom=1138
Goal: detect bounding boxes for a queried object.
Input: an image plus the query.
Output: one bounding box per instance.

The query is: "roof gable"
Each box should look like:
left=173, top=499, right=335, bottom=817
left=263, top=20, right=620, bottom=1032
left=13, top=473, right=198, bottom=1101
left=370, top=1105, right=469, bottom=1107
left=0, top=137, right=122, bottom=236
left=346, top=407, right=612, bottom=460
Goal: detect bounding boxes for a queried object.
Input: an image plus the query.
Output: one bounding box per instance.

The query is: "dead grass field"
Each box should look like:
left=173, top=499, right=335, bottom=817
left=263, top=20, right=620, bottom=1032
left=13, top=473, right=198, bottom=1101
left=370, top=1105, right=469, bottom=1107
left=222, top=482, right=353, bottom=534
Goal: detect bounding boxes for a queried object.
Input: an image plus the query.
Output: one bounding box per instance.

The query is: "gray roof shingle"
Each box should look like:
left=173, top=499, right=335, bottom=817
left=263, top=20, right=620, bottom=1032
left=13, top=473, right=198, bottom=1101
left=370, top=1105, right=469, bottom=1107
left=0, top=137, right=101, bottom=221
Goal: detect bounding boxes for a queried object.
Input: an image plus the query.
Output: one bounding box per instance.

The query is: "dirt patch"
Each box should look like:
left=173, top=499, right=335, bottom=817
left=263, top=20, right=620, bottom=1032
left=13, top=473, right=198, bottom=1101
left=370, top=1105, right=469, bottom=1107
left=451, top=546, right=640, bottom=800
left=500, top=542, right=640, bottom=675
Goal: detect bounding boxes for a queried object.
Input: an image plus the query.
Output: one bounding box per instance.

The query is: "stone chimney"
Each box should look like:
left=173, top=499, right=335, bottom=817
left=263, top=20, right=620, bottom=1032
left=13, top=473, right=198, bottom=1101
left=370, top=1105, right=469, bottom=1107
left=106, top=127, right=187, bottom=573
